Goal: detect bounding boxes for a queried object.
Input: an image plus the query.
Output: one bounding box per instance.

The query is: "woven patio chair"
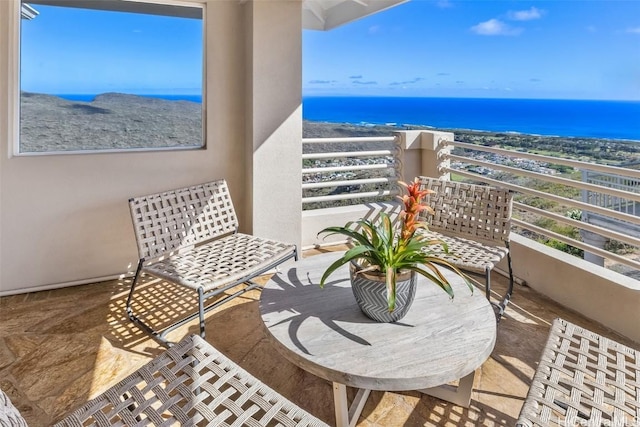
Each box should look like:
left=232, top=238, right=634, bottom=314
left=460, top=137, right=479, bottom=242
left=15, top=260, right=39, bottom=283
left=54, top=334, right=329, bottom=426
left=0, top=388, right=28, bottom=427
left=418, top=177, right=514, bottom=319
left=127, top=180, right=297, bottom=346
left=516, top=318, right=640, bottom=427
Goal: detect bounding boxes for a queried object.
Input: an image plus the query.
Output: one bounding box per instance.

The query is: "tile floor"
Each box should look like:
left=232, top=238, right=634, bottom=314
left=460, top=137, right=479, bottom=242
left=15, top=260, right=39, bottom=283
left=1, top=248, right=637, bottom=426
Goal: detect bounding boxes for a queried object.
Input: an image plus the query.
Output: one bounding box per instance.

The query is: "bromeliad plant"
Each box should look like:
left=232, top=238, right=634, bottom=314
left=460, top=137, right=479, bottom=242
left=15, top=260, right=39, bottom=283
left=318, top=177, right=472, bottom=312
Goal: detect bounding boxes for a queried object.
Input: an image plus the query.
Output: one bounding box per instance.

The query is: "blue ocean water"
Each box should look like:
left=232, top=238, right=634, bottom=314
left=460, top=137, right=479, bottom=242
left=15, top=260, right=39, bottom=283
left=303, top=96, right=640, bottom=142
left=55, top=94, right=640, bottom=141
left=57, top=94, right=203, bottom=103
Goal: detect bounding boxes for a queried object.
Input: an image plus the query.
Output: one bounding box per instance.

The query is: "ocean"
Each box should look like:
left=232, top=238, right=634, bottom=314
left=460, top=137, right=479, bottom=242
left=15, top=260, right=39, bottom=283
left=302, top=97, right=640, bottom=142
left=55, top=94, right=640, bottom=142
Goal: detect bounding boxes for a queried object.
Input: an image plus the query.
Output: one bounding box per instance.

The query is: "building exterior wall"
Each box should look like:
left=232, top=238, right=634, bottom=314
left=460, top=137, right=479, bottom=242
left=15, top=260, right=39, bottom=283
left=508, top=234, right=640, bottom=344
left=0, top=0, right=303, bottom=295
left=244, top=0, right=303, bottom=249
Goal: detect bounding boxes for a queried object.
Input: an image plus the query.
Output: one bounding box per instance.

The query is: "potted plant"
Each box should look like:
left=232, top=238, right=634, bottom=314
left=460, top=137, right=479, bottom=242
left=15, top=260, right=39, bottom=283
left=318, top=178, right=472, bottom=322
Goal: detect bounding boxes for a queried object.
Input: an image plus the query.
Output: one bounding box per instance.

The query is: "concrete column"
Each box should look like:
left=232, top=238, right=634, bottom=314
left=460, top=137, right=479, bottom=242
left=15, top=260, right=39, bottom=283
left=580, top=229, right=608, bottom=267
left=395, top=130, right=453, bottom=181
left=244, top=0, right=303, bottom=249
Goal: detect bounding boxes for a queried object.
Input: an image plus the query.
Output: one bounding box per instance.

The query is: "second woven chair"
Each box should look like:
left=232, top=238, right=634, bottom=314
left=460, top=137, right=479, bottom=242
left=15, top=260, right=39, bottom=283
left=127, top=180, right=297, bottom=346
left=418, top=177, right=514, bottom=319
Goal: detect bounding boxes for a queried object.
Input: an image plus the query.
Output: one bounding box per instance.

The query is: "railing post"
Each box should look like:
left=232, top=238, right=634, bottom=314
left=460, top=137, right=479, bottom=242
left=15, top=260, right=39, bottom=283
left=395, top=130, right=453, bottom=181
left=580, top=230, right=608, bottom=267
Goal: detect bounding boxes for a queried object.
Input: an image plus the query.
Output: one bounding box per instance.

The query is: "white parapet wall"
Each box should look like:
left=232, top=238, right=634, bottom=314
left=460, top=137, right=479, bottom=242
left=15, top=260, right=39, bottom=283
left=508, top=233, right=640, bottom=344
left=302, top=205, right=640, bottom=344
left=302, top=202, right=401, bottom=249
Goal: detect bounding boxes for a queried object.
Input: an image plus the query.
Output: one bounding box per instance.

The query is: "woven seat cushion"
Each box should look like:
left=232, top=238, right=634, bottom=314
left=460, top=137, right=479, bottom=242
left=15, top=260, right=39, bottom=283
left=0, top=389, right=28, bottom=427
left=516, top=318, right=640, bottom=427
left=419, top=229, right=509, bottom=274
left=144, top=233, right=296, bottom=292
left=54, top=335, right=328, bottom=427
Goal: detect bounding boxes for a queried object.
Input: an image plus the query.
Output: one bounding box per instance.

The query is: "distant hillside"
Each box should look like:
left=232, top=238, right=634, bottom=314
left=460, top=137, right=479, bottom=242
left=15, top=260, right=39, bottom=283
left=20, top=92, right=202, bottom=152
left=18, top=92, right=640, bottom=165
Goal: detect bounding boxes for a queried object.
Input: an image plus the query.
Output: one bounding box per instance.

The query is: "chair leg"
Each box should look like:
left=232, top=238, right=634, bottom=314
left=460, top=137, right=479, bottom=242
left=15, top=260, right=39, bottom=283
left=500, top=247, right=515, bottom=312
left=126, top=260, right=144, bottom=321
left=485, top=266, right=505, bottom=322
left=484, top=266, right=491, bottom=301
left=491, top=245, right=515, bottom=322
left=197, top=287, right=206, bottom=339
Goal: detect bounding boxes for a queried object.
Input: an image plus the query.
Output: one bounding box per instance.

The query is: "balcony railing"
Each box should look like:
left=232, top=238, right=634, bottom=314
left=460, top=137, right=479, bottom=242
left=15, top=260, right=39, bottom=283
left=301, top=131, right=640, bottom=275
left=582, top=170, right=640, bottom=220
left=444, top=140, right=640, bottom=272
left=302, top=136, right=401, bottom=209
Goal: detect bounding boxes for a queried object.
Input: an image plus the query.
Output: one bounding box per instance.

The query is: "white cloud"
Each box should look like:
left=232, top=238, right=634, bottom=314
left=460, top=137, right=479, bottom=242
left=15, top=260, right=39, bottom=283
left=586, top=25, right=597, bottom=33
left=626, top=27, right=640, bottom=34
left=436, top=0, right=453, bottom=9
left=471, top=19, right=522, bottom=36
left=508, top=7, right=543, bottom=21
left=368, top=25, right=381, bottom=34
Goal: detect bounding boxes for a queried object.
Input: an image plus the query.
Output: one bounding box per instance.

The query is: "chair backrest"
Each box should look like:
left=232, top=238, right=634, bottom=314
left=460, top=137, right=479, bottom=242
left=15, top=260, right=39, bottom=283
left=418, top=177, right=513, bottom=244
left=129, top=180, right=239, bottom=260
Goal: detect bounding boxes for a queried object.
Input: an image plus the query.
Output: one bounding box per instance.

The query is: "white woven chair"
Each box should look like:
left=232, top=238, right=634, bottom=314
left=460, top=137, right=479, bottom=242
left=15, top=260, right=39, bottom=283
left=127, top=180, right=297, bottom=346
left=0, top=388, right=28, bottom=427
left=517, top=318, right=640, bottom=427
left=54, top=334, right=328, bottom=427
left=418, top=177, right=514, bottom=319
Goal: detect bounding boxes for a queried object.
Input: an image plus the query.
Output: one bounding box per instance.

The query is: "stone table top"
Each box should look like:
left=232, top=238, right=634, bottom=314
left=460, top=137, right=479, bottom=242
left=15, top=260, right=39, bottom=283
left=259, top=252, right=497, bottom=391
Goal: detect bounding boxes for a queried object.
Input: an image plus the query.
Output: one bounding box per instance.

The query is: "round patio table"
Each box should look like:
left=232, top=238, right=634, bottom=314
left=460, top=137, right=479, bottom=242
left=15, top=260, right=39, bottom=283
left=259, top=251, right=496, bottom=427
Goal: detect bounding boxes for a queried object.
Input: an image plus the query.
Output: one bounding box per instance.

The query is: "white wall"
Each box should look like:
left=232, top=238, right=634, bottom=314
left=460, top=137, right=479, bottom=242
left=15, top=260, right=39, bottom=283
left=0, top=0, right=304, bottom=295
left=244, top=0, right=303, bottom=249
left=509, top=234, right=640, bottom=344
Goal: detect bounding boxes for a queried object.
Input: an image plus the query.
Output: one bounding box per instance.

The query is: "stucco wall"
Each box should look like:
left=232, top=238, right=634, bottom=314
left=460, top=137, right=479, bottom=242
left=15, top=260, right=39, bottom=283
left=0, top=0, right=303, bottom=295
left=509, top=234, right=640, bottom=344
left=245, top=0, right=303, bottom=249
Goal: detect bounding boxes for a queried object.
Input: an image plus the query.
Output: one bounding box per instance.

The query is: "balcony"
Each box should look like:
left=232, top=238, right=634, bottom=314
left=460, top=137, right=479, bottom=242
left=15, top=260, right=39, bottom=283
left=2, top=248, right=637, bottom=426
left=2, top=130, right=639, bottom=426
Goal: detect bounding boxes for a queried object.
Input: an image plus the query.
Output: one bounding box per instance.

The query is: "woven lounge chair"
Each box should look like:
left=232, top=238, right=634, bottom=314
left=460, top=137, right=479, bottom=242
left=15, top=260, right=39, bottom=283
left=418, top=177, right=514, bottom=319
left=1, top=388, right=28, bottom=427
left=49, top=334, right=328, bottom=426
left=127, top=180, right=297, bottom=346
left=517, top=318, right=640, bottom=427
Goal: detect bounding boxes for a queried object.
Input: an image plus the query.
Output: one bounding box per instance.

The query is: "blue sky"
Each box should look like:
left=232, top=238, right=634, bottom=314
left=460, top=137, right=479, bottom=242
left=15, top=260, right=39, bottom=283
left=20, top=4, right=203, bottom=95
left=20, top=1, right=639, bottom=100
left=303, top=0, right=640, bottom=100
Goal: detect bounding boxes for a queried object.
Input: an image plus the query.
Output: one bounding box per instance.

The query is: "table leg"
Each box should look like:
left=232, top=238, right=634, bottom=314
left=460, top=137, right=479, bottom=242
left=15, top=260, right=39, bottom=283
left=332, top=383, right=371, bottom=427
left=417, top=370, right=476, bottom=408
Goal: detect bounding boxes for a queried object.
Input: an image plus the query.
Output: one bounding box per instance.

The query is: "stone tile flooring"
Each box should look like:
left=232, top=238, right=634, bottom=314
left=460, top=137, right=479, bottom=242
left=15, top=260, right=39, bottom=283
left=1, top=248, right=638, bottom=426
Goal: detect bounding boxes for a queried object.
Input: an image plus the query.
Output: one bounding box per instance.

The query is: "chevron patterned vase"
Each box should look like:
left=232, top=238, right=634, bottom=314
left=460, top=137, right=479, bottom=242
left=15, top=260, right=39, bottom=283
left=349, top=261, right=417, bottom=322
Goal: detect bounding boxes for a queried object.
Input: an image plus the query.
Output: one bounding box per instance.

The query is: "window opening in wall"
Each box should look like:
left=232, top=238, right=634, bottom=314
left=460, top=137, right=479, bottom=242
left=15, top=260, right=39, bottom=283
left=19, top=0, right=204, bottom=154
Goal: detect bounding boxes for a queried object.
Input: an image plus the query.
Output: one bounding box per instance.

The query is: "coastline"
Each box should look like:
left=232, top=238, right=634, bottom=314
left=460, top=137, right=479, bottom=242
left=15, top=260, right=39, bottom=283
left=303, top=120, right=640, bottom=165
left=302, top=96, right=640, bottom=142
left=18, top=92, right=640, bottom=164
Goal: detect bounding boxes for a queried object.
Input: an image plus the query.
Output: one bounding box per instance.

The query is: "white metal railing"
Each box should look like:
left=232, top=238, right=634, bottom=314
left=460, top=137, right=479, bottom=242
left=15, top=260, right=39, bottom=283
left=445, top=139, right=640, bottom=271
left=302, top=136, right=401, bottom=208
left=299, top=131, right=640, bottom=273
left=582, top=170, right=640, bottom=217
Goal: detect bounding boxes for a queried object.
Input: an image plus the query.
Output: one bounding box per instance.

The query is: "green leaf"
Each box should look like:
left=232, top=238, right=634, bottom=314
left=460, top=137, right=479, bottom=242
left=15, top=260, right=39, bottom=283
left=319, top=245, right=372, bottom=287
left=409, top=265, right=455, bottom=299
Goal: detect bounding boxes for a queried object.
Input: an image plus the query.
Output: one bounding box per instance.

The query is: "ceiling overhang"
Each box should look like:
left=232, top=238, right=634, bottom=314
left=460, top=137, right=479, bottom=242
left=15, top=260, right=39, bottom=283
left=22, top=0, right=407, bottom=29
left=302, top=0, right=408, bottom=31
